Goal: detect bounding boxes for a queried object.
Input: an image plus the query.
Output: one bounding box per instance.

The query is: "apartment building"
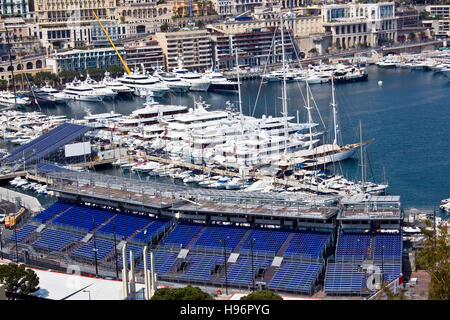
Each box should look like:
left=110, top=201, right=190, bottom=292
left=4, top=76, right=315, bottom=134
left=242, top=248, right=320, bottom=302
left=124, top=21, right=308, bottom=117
left=32, top=0, right=117, bottom=49
left=124, top=38, right=165, bottom=71
left=423, top=5, right=450, bottom=38
left=425, top=5, right=450, bottom=19
left=116, top=0, right=172, bottom=36
left=153, top=29, right=212, bottom=71
left=210, top=26, right=294, bottom=69
left=46, top=47, right=125, bottom=73
left=210, top=9, right=322, bottom=38
left=321, top=2, right=398, bottom=49
left=0, top=0, right=31, bottom=17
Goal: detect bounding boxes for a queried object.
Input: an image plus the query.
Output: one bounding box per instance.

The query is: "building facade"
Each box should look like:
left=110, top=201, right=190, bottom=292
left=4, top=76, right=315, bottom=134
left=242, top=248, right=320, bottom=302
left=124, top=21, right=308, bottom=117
left=0, top=0, right=30, bottom=17
left=116, top=0, right=172, bottom=36
left=153, top=29, right=212, bottom=71
left=210, top=26, right=294, bottom=69
left=124, top=38, right=165, bottom=71
left=425, top=5, right=450, bottom=19
left=321, top=2, right=398, bottom=49
left=46, top=47, right=126, bottom=73
left=32, top=0, right=118, bottom=49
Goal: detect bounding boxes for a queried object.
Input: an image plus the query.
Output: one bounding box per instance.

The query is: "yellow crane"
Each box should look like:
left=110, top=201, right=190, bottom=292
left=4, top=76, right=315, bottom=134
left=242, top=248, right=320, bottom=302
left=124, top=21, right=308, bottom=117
left=92, top=10, right=131, bottom=75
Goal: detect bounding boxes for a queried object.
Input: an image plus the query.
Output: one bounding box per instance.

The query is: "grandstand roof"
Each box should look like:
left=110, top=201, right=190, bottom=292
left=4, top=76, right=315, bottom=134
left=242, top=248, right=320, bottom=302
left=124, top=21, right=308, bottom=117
left=3, top=123, right=92, bottom=166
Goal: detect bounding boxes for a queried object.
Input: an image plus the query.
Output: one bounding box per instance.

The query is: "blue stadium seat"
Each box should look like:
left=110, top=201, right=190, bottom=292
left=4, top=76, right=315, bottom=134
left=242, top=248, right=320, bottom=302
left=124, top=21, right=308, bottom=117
left=161, top=222, right=204, bottom=248
left=33, top=228, right=83, bottom=251
left=72, top=238, right=114, bottom=260
left=32, top=202, right=71, bottom=223
left=9, top=224, right=37, bottom=242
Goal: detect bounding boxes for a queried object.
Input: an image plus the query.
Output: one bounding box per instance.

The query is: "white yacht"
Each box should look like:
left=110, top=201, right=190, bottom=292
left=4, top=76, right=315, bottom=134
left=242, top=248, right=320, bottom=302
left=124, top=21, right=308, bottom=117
left=155, top=70, right=191, bottom=93
left=102, top=71, right=134, bottom=94
left=0, top=91, right=31, bottom=108
left=173, top=66, right=211, bottom=92
left=39, top=83, right=69, bottom=104
left=61, top=79, right=106, bottom=102
left=117, top=67, right=169, bottom=97
left=203, top=70, right=238, bottom=91
left=84, top=74, right=117, bottom=100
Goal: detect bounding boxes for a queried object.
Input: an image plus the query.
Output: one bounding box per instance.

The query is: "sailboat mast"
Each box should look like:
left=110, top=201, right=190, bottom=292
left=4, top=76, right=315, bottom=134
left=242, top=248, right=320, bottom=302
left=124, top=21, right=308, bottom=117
left=306, top=83, right=313, bottom=150
left=331, top=76, right=338, bottom=145
left=235, top=45, right=243, bottom=133
left=280, top=13, right=288, bottom=153
left=360, top=120, right=365, bottom=193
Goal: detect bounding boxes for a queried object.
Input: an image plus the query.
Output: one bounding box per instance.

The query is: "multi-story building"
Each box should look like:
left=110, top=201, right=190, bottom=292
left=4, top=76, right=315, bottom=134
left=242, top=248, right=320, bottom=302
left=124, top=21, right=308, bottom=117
left=0, top=0, right=31, bottom=17
left=0, top=17, right=41, bottom=54
left=425, top=5, right=450, bottom=19
left=32, top=0, right=117, bottom=49
left=210, top=26, right=294, bottom=69
left=422, top=19, right=450, bottom=38
left=116, top=0, right=173, bottom=36
left=46, top=47, right=126, bottom=73
left=124, top=38, right=165, bottom=71
left=153, top=29, right=212, bottom=71
left=210, top=9, right=322, bottom=38
left=422, top=5, right=450, bottom=38
left=321, top=2, right=398, bottom=49
left=90, top=21, right=127, bottom=47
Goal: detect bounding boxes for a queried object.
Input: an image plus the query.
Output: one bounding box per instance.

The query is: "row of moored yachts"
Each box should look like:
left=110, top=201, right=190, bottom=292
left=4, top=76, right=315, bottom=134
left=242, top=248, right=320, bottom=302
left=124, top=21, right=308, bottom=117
left=262, top=62, right=368, bottom=84
left=0, top=65, right=238, bottom=108
left=376, top=51, right=450, bottom=78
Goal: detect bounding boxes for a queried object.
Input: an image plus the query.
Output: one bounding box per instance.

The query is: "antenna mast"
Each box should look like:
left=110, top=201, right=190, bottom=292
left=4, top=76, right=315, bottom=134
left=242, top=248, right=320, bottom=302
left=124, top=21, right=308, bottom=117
left=280, top=13, right=288, bottom=154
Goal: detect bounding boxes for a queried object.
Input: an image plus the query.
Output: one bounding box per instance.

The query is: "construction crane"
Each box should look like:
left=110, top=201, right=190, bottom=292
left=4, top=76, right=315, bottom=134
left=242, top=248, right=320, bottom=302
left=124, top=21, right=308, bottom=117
left=92, top=10, right=131, bottom=75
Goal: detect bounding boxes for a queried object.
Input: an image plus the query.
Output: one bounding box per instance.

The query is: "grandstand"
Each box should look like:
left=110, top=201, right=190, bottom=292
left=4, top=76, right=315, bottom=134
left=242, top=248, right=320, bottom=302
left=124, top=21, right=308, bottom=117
left=3, top=123, right=92, bottom=167
left=6, top=173, right=404, bottom=298
left=323, top=195, right=404, bottom=296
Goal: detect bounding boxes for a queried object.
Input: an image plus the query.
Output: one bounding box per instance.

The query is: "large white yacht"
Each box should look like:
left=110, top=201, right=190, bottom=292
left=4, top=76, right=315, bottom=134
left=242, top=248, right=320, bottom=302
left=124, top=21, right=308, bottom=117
left=61, top=79, right=106, bottom=102
left=101, top=72, right=134, bottom=94
left=84, top=74, right=117, bottom=100
left=0, top=91, right=31, bottom=108
left=39, top=83, right=70, bottom=104
left=203, top=70, right=238, bottom=91
left=117, top=67, right=169, bottom=97
left=173, top=60, right=211, bottom=92
left=154, top=70, right=191, bottom=93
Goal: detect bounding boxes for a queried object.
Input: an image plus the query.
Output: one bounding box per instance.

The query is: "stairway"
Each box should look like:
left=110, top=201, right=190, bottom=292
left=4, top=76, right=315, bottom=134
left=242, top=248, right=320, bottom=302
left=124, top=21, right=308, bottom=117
left=232, top=229, right=253, bottom=253
left=366, top=236, right=375, bottom=261
left=275, top=232, right=295, bottom=257
left=186, top=225, right=208, bottom=249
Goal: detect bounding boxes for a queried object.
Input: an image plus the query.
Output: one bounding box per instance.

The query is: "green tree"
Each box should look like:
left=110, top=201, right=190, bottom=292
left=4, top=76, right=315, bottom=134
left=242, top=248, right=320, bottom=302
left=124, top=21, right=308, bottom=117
left=150, top=285, right=214, bottom=300
left=160, top=22, right=170, bottom=32
left=58, top=70, right=79, bottom=83
left=0, top=79, right=8, bottom=90
left=32, top=71, right=59, bottom=86
left=416, top=220, right=450, bottom=300
left=408, top=32, right=416, bottom=42
left=0, top=263, right=40, bottom=300
left=107, top=65, right=127, bottom=78
left=377, top=282, right=407, bottom=300
left=240, top=290, right=283, bottom=300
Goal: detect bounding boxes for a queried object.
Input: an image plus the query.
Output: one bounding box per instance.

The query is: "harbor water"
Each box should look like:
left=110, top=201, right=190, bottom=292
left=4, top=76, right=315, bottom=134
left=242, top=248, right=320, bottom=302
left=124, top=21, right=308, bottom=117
left=19, top=65, right=450, bottom=211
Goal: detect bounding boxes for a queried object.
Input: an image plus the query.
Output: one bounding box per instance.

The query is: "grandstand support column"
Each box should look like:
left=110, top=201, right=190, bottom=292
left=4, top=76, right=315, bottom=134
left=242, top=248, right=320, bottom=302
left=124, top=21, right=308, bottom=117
left=150, top=251, right=156, bottom=295
left=143, top=246, right=151, bottom=300
left=129, top=250, right=136, bottom=298
left=121, top=242, right=129, bottom=300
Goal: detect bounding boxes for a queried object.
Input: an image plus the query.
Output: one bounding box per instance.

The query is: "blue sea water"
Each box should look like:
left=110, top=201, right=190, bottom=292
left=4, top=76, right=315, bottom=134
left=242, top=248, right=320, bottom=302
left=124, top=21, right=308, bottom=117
left=31, top=66, right=450, bottom=210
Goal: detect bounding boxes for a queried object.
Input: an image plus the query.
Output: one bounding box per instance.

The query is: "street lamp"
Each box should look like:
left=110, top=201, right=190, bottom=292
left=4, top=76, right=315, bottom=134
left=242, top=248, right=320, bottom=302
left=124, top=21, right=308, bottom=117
left=0, top=227, right=3, bottom=260
left=83, top=289, right=91, bottom=300
left=91, top=216, right=98, bottom=278
left=220, top=236, right=230, bottom=295
left=249, top=237, right=256, bottom=292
